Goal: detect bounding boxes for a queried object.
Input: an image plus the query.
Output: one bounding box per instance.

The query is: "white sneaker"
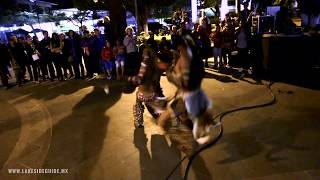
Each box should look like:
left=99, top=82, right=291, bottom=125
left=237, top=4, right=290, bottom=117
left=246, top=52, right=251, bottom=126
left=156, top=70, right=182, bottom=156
left=195, top=122, right=221, bottom=145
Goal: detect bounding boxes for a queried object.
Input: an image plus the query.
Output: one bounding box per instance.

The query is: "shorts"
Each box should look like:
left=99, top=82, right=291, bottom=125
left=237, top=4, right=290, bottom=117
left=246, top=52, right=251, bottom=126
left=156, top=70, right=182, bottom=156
left=115, top=54, right=125, bottom=67
left=183, top=89, right=212, bottom=119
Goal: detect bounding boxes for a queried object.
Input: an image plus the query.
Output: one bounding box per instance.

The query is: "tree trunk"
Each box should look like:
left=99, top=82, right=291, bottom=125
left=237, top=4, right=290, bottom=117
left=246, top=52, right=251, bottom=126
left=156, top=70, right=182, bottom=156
left=236, top=0, right=240, bottom=14
left=137, top=5, right=149, bottom=36
left=108, top=1, right=127, bottom=40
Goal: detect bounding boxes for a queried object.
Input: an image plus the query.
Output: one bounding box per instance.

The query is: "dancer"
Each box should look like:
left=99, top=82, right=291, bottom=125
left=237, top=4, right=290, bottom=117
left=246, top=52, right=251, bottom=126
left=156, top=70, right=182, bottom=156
left=128, top=46, right=166, bottom=128
left=157, top=34, right=220, bottom=145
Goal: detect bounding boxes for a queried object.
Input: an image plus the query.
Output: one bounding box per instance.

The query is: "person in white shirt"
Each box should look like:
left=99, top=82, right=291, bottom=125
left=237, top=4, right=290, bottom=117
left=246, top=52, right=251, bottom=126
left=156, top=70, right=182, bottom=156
left=123, top=26, right=138, bottom=75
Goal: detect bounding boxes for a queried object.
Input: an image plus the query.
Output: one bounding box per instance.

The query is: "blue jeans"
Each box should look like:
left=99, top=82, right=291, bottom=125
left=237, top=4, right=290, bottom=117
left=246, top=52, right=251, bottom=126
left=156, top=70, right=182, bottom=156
left=100, top=60, right=113, bottom=73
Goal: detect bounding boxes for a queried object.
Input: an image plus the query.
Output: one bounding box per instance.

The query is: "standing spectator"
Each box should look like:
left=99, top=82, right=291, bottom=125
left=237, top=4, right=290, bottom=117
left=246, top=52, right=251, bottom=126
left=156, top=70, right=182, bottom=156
left=23, top=36, right=37, bottom=83
left=222, top=13, right=236, bottom=33
left=172, top=9, right=182, bottom=28
left=40, top=31, right=55, bottom=81
left=81, top=30, right=93, bottom=79
left=221, top=23, right=235, bottom=67
left=101, top=40, right=114, bottom=79
left=90, top=29, right=105, bottom=76
left=146, top=32, right=158, bottom=52
left=23, top=35, right=36, bottom=82
left=183, top=16, right=193, bottom=34
left=210, top=24, right=223, bottom=69
left=32, top=36, right=45, bottom=81
left=113, top=39, right=126, bottom=80
left=123, top=26, right=138, bottom=75
left=158, top=37, right=171, bottom=51
left=199, top=11, right=211, bottom=34
left=0, top=41, right=11, bottom=88
left=60, top=33, right=74, bottom=79
left=276, top=0, right=296, bottom=34
left=197, top=17, right=211, bottom=67
left=69, top=30, right=84, bottom=79
left=239, top=1, right=252, bottom=25
left=8, top=36, right=24, bottom=86
left=236, top=24, right=252, bottom=74
left=50, top=33, right=64, bottom=81
left=17, top=37, right=28, bottom=81
left=170, top=25, right=179, bottom=50
left=29, top=37, right=41, bottom=83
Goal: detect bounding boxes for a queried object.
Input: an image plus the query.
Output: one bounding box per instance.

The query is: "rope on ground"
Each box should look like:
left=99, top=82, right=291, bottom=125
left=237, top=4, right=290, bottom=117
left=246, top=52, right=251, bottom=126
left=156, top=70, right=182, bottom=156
left=166, top=81, right=276, bottom=180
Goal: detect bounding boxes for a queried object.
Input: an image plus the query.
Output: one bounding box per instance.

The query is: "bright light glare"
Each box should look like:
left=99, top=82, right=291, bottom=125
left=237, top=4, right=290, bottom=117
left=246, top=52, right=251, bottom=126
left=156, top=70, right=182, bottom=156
left=220, top=0, right=228, bottom=21
left=191, top=0, right=197, bottom=23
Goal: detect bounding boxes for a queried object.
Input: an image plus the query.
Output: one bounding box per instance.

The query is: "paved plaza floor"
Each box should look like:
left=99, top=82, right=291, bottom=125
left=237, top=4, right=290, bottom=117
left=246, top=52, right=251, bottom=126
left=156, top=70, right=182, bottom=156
left=0, top=68, right=320, bottom=180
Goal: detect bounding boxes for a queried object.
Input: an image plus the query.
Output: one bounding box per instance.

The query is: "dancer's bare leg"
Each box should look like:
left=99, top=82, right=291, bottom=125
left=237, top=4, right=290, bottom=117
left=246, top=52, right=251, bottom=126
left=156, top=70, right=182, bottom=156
left=157, top=108, right=174, bottom=130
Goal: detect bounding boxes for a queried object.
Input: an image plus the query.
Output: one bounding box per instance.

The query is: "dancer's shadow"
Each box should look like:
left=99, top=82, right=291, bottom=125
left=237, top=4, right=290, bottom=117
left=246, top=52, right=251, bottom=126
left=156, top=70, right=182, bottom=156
left=134, top=128, right=181, bottom=180
left=38, top=81, right=123, bottom=179
left=134, top=127, right=214, bottom=180
left=191, top=155, right=213, bottom=180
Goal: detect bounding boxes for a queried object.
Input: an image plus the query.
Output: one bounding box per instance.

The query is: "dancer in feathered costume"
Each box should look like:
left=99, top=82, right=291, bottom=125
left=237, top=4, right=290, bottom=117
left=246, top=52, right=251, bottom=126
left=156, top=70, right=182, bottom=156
left=128, top=45, right=166, bottom=128
left=156, top=34, right=220, bottom=145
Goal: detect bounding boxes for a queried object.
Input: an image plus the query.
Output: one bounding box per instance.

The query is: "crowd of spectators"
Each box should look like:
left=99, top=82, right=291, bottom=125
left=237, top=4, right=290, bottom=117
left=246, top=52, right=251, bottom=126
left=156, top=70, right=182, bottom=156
left=0, top=23, right=144, bottom=88
left=0, top=3, right=272, bottom=89
left=170, top=3, right=255, bottom=74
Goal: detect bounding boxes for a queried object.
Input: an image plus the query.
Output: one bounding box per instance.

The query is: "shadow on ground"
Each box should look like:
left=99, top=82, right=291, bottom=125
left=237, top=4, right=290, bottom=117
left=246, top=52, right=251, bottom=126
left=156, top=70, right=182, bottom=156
left=0, top=100, right=21, bottom=170
left=37, top=81, right=123, bottom=179
left=204, top=71, right=238, bottom=83
left=218, top=116, right=320, bottom=171
left=133, top=128, right=182, bottom=180
left=206, top=64, right=320, bottom=90
left=269, top=68, right=320, bottom=90
left=205, top=68, right=264, bottom=85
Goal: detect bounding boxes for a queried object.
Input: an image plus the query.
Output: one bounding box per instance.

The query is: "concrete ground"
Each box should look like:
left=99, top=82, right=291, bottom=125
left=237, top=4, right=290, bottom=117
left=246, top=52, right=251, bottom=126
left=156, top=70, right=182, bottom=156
left=0, top=68, right=320, bottom=180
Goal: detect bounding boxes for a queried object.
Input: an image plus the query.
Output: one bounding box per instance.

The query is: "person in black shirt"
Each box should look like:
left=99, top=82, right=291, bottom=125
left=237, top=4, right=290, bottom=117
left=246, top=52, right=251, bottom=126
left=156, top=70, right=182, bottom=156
left=69, top=30, right=84, bottom=79
left=50, top=33, right=64, bottom=81
left=60, top=33, right=74, bottom=79
left=8, top=36, right=25, bottom=86
left=0, top=41, right=11, bottom=88
left=146, top=32, right=158, bottom=52
left=81, top=30, right=93, bottom=78
left=40, top=31, right=55, bottom=81
left=158, top=37, right=171, bottom=51
left=23, top=36, right=37, bottom=82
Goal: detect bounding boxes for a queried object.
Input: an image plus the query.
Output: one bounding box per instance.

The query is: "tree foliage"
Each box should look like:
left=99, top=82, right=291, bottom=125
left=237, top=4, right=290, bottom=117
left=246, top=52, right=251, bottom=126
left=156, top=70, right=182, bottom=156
left=204, top=0, right=221, bottom=8
left=0, top=11, right=37, bottom=26
left=68, top=10, right=91, bottom=27
left=0, top=0, right=68, bottom=25
left=75, top=0, right=181, bottom=34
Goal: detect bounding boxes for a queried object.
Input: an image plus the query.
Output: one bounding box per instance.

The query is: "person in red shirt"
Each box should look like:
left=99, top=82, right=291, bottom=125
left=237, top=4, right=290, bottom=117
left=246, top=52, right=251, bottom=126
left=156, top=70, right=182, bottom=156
left=101, top=40, right=114, bottom=79
left=210, top=24, right=223, bottom=69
